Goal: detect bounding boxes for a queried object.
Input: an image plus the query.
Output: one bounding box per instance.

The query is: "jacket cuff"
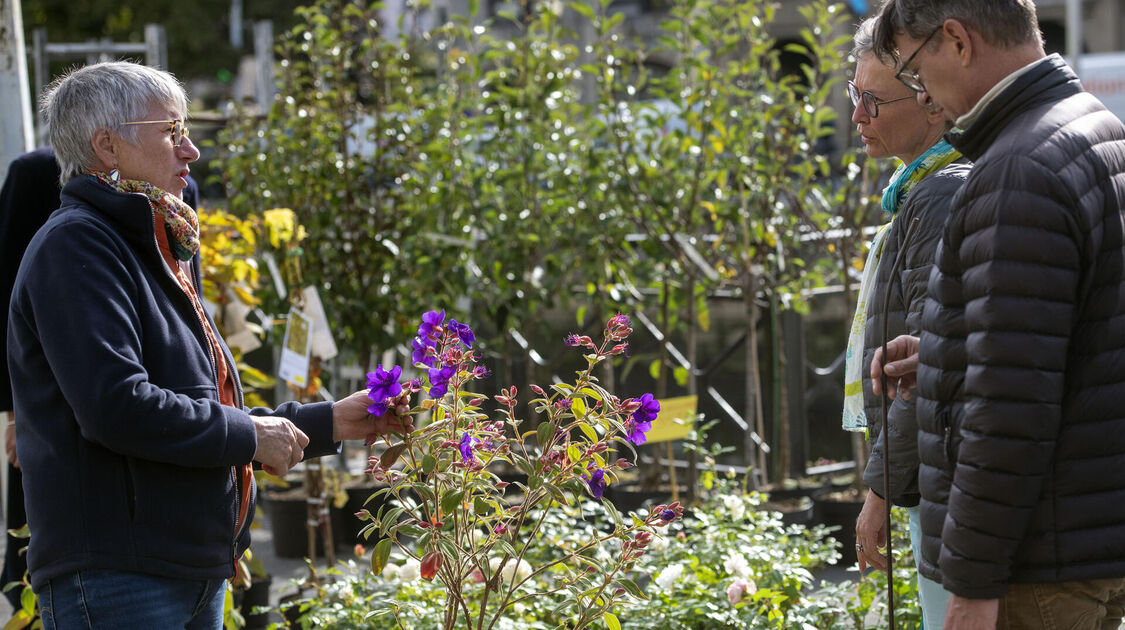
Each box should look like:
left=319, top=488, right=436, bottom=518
left=221, top=406, right=258, bottom=465
left=290, top=401, right=340, bottom=459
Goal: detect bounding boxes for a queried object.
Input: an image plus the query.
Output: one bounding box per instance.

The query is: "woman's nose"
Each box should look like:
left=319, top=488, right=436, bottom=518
left=178, top=135, right=201, bottom=163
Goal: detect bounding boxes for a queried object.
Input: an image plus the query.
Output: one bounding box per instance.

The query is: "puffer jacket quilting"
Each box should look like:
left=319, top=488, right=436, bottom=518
left=914, top=54, right=1125, bottom=599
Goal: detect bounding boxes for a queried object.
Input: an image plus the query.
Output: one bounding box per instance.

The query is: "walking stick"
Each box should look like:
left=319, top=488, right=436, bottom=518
left=878, top=215, right=921, bottom=630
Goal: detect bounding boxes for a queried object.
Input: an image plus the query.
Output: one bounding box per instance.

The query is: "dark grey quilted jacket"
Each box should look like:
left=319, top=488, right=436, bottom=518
left=915, top=54, right=1125, bottom=598
left=861, top=163, right=970, bottom=507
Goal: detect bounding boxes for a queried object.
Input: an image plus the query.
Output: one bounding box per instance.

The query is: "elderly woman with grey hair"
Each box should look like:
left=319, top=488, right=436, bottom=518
left=6, top=61, right=407, bottom=628
left=840, top=18, right=969, bottom=630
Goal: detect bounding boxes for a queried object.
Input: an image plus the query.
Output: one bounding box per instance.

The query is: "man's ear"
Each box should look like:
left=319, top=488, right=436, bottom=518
left=943, top=18, right=974, bottom=68
left=90, top=128, right=117, bottom=171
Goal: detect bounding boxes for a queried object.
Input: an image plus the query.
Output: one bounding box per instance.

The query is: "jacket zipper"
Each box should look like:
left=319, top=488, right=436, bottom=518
left=149, top=219, right=244, bottom=562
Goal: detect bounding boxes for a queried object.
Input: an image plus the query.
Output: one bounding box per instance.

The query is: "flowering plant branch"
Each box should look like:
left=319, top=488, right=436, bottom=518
left=357, top=312, right=676, bottom=630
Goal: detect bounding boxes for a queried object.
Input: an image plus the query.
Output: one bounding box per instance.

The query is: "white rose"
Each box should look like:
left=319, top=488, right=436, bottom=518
left=489, top=557, right=532, bottom=583
left=654, top=563, right=684, bottom=591
left=398, top=558, right=421, bottom=583
left=380, top=561, right=401, bottom=581
left=721, top=494, right=746, bottom=521
left=723, top=553, right=751, bottom=578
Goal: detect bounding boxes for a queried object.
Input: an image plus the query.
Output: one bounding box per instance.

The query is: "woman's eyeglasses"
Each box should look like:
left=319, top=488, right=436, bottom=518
left=847, top=81, right=914, bottom=118
left=121, top=119, right=189, bottom=147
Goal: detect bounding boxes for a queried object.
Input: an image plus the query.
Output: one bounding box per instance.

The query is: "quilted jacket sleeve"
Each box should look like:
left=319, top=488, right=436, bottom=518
left=939, top=155, right=1079, bottom=598
left=863, top=169, right=962, bottom=504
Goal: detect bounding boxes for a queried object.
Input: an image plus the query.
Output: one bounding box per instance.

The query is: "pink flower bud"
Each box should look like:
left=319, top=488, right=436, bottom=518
left=530, top=384, right=545, bottom=396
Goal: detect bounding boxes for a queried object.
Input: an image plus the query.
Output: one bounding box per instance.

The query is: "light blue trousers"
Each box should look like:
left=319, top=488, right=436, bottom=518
left=906, top=505, right=951, bottom=629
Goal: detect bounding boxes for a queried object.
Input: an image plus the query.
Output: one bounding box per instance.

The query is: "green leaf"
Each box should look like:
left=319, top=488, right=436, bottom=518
left=468, top=0, right=479, bottom=16
left=422, top=454, right=437, bottom=475
left=379, top=443, right=408, bottom=470
left=536, top=421, right=556, bottom=447
left=19, top=586, right=34, bottom=614
left=473, top=497, right=490, bottom=515
left=370, top=538, right=393, bottom=575
left=577, top=422, right=598, bottom=443
left=617, top=577, right=647, bottom=599
left=440, top=489, right=465, bottom=515
left=673, top=366, right=689, bottom=387
left=603, top=612, right=621, bottom=630
left=648, top=359, right=661, bottom=381
left=567, top=444, right=582, bottom=464
left=569, top=2, right=595, bottom=19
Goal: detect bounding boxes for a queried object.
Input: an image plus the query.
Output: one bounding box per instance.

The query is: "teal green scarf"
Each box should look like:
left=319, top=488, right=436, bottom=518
left=881, top=138, right=962, bottom=215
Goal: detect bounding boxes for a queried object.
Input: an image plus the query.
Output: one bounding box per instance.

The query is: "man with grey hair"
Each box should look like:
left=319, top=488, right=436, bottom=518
left=869, top=0, right=1125, bottom=628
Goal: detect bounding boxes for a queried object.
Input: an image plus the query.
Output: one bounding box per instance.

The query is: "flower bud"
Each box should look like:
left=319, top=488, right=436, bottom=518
left=530, top=384, right=545, bottom=396
left=420, top=551, right=443, bottom=581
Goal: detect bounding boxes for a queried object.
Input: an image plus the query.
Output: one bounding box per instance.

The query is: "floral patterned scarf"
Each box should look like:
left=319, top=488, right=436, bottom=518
left=87, top=171, right=199, bottom=261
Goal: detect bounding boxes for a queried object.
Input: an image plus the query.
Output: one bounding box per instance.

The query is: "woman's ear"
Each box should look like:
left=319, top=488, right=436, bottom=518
left=90, top=128, right=118, bottom=171
left=924, top=100, right=947, bottom=124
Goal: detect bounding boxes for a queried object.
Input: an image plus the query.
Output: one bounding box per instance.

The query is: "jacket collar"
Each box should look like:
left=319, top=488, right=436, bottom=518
left=59, top=175, right=159, bottom=251
left=945, top=54, right=1082, bottom=161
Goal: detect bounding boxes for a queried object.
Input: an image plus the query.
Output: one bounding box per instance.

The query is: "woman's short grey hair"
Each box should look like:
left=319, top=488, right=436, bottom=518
left=852, top=17, right=877, bottom=60
left=40, top=61, right=189, bottom=184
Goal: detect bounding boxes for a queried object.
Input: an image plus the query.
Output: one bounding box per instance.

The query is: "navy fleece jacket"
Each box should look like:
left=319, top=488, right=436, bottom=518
left=7, top=176, right=337, bottom=589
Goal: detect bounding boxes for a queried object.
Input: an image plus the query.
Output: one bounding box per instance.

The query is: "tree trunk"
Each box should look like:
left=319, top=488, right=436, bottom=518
left=743, top=274, right=767, bottom=486
left=684, top=276, right=698, bottom=500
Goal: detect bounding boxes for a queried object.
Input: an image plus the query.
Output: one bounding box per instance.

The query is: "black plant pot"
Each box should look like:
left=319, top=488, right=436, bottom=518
left=262, top=491, right=328, bottom=559
left=813, top=489, right=866, bottom=567
left=240, top=575, right=273, bottom=629
left=758, top=496, right=815, bottom=525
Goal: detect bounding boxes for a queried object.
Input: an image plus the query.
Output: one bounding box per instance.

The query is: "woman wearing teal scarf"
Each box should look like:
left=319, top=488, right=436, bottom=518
left=842, top=18, right=971, bottom=630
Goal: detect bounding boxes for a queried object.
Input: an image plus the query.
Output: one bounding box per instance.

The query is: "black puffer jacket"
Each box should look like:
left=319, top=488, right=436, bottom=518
left=861, top=162, right=970, bottom=507
left=915, top=54, right=1125, bottom=599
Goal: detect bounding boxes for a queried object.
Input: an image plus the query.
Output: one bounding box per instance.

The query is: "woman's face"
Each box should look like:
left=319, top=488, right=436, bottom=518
left=114, top=103, right=199, bottom=198
left=851, top=53, right=937, bottom=163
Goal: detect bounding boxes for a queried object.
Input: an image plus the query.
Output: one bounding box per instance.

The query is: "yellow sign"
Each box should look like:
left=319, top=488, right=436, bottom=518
left=645, top=395, right=697, bottom=443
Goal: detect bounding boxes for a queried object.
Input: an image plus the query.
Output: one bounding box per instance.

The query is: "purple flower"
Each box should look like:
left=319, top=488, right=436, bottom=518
left=418, top=310, right=446, bottom=341
left=448, top=319, right=476, bottom=347
left=625, top=418, right=652, bottom=445
left=633, top=393, right=660, bottom=424
left=585, top=467, right=607, bottom=500
left=565, top=334, right=580, bottom=346
left=428, top=365, right=456, bottom=399
left=412, top=337, right=436, bottom=368
left=366, top=365, right=403, bottom=416
left=459, top=432, right=478, bottom=463
left=661, top=508, right=676, bottom=522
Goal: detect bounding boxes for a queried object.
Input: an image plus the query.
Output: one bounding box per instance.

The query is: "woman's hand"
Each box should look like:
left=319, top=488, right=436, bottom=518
left=332, top=389, right=413, bottom=443
left=871, top=334, right=921, bottom=400
left=252, top=416, right=309, bottom=475
left=855, top=489, right=888, bottom=572
left=5, top=412, right=18, bottom=469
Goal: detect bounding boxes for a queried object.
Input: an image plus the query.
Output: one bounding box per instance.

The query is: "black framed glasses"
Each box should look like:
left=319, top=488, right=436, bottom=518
left=895, top=26, right=942, bottom=92
left=121, top=119, right=189, bottom=147
left=847, top=81, right=914, bottom=118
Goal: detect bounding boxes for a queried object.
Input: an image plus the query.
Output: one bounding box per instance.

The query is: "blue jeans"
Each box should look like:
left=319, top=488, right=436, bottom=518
left=907, top=506, right=951, bottom=629
left=37, top=569, right=226, bottom=630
